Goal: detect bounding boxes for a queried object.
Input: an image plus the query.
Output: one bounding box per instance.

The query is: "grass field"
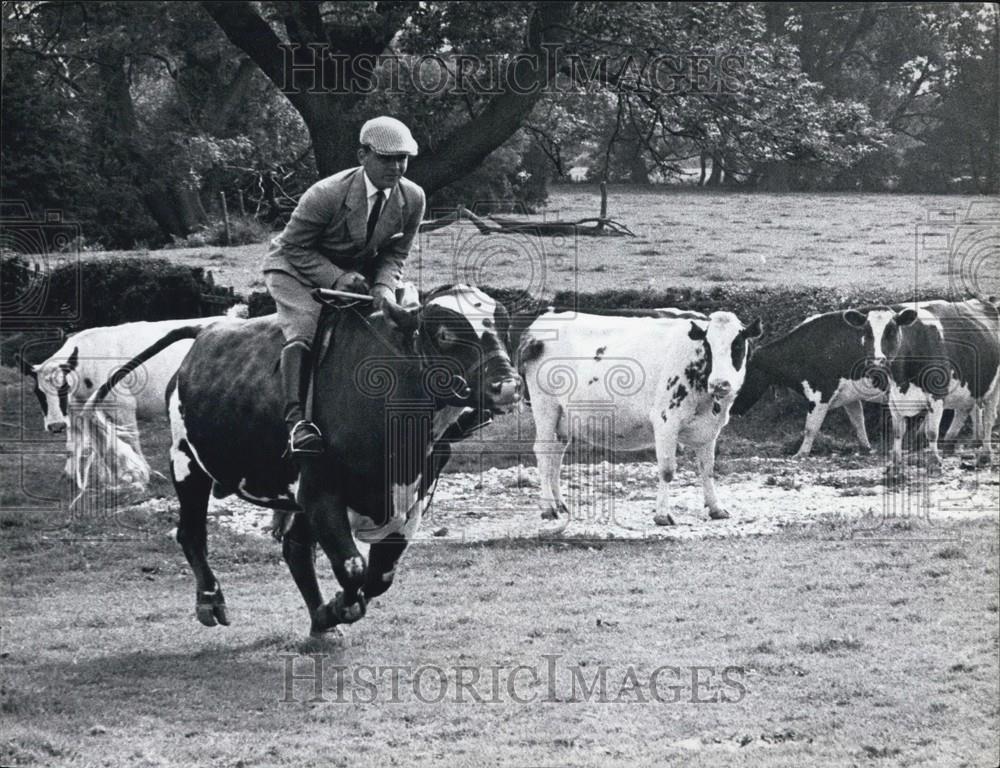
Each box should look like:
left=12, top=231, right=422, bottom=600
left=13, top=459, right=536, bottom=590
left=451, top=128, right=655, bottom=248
left=80, top=186, right=999, bottom=299
left=3, top=187, right=999, bottom=766
left=2, top=507, right=998, bottom=767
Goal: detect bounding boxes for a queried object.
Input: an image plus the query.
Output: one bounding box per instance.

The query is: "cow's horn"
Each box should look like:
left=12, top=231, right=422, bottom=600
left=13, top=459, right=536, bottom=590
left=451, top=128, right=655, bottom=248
left=382, top=295, right=420, bottom=332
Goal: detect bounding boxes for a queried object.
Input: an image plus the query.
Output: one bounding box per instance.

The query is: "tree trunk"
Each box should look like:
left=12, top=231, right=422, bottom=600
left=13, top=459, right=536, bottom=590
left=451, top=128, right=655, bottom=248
left=141, top=183, right=208, bottom=237
left=203, top=0, right=575, bottom=195
left=706, top=151, right=723, bottom=186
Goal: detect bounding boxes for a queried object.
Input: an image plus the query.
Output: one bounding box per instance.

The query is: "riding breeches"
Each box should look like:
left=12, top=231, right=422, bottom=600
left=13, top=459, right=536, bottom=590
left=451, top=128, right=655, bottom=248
left=265, top=270, right=322, bottom=347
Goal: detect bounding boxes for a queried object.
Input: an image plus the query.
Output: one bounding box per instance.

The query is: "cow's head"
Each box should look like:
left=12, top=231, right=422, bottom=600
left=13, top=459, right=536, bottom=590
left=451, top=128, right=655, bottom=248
left=687, top=312, right=763, bottom=401
left=382, top=284, right=523, bottom=412
left=843, top=306, right=918, bottom=371
left=17, top=347, right=80, bottom=433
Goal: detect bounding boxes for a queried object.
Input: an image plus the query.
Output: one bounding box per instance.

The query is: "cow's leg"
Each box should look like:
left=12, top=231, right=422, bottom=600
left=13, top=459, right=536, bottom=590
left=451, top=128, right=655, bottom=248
left=885, top=403, right=907, bottom=483
left=533, top=400, right=570, bottom=520
left=939, top=408, right=969, bottom=455
left=168, top=386, right=227, bottom=626
left=280, top=512, right=332, bottom=635
left=923, top=399, right=946, bottom=474
left=795, top=399, right=832, bottom=458
left=842, top=399, right=873, bottom=453
left=652, top=419, right=681, bottom=523
left=972, top=382, right=1000, bottom=466
left=173, top=452, right=228, bottom=627
left=695, top=438, right=728, bottom=520
left=362, top=532, right=408, bottom=602
left=297, top=463, right=366, bottom=632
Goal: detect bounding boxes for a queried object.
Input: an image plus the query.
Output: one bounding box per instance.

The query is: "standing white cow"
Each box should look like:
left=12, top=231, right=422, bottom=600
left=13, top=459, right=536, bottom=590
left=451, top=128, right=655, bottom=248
left=519, top=308, right=762, bottom=523
left=18, top=314, right=237, bottom=484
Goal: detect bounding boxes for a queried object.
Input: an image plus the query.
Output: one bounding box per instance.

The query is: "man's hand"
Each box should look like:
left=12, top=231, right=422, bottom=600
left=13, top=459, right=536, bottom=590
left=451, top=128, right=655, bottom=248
left=333, top=271, right=369, bottom=295
left=371, top=283, right=394, bottom=312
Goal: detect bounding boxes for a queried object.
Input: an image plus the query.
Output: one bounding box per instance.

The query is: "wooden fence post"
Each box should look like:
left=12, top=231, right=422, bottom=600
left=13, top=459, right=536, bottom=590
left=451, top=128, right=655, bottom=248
left=237, top=190, right=246, bottom=216
left=220, top=192, right=231, bottom=246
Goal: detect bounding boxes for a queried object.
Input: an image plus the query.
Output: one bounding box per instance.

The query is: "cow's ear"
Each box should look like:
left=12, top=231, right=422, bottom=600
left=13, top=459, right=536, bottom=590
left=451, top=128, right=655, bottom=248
left=688, top=321, right=707, bottom=341
left=67, top=346, right=79, bottom=369
left=744, top=317, right=763, bottom=339
left=895, top=308, right=918, bottom=327
left=14, top=353, right=37, bottom=379
left=843, top=309, right=868, bottom=328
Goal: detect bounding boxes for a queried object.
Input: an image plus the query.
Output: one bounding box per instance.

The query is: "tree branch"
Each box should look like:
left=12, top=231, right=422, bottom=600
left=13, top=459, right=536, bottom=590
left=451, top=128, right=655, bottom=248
left=408, top=1, right=576, bottom=193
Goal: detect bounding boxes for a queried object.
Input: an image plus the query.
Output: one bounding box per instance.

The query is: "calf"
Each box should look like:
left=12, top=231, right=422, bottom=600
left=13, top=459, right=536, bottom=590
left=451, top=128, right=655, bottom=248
left=519, top=309, right=762, bottom=522
left=843, top=299, right=1000, bottom=473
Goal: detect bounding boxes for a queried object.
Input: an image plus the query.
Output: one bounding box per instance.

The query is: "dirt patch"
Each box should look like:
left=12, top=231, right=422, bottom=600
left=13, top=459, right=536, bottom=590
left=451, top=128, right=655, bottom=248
left=157, top=453, right=999, bottom=543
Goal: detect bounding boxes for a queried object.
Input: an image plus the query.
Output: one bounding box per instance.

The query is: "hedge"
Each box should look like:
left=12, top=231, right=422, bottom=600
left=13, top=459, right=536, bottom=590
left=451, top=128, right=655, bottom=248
left=1, top=255, right=240, bottom=365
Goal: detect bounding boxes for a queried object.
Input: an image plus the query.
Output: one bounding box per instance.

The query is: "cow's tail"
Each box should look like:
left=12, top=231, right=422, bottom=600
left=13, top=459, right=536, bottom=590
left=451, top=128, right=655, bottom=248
left=73, top=325, right=205, bottom=496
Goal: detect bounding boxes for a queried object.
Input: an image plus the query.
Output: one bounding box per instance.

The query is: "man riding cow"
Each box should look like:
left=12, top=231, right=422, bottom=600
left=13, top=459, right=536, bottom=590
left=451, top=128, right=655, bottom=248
left=263, top=116, right=426, bottom=458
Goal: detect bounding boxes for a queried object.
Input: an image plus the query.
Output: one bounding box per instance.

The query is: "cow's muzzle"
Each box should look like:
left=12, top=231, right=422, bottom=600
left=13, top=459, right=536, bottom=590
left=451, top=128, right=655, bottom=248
left=488, top=376, right=523, bottom=408
left=46, top=421, right=67, bottom=434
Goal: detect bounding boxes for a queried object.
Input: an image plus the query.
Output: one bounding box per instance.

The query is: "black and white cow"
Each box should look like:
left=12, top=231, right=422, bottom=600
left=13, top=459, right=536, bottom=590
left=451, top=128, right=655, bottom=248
left=519, top=309, right=762, bottom=523
left=17, top=316, right=226, bottom=483
left=732, top=305, right=977, bottom=457
left=843, top=299, right=1000, bottom=473
left=88, top=285, right=521, bottom=636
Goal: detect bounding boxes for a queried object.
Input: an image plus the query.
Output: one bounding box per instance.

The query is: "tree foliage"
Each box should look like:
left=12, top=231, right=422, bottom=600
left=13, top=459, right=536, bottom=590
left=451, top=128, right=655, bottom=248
left=1, top=2, right=994, bottom=248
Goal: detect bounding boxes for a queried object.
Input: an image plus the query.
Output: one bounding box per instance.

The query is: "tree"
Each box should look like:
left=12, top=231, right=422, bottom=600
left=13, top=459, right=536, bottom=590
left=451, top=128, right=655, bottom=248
left=201, top=1, right=574, bottom=194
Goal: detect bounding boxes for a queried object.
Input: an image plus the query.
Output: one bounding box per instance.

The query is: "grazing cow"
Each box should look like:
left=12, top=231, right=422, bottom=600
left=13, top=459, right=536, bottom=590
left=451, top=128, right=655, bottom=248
left=17, top=316, right=228, bottom=482
left=843, top=299, right=1000, bottom=474
left=87, top=285, right=522, bottom=636
left=519, top=309, right=762, bottom=523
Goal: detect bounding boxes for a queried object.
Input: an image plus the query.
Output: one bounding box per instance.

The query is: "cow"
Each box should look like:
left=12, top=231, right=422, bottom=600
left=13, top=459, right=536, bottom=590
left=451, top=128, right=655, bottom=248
left=85, top=285, right=522, bottom=636
left=17, top=315, right=232, bottom=484
left=842, top=298, right=1000, bottom=475
left=731, top=307, right=974, bottom=457
left=518, top=308, right=762, bottom=523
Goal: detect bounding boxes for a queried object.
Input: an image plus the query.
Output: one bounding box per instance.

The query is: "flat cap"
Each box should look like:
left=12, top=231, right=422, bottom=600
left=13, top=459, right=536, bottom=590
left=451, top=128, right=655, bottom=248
left=359, top=116, right=418, bottom=156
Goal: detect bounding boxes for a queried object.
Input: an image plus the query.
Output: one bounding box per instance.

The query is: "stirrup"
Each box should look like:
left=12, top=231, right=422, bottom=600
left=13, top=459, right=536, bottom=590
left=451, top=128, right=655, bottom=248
left=285, top=420, right=324, bottom=457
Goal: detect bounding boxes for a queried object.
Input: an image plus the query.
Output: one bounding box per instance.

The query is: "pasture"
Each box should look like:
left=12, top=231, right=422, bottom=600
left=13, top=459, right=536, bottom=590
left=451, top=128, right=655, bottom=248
left=2, top=187, right=998, bottom=766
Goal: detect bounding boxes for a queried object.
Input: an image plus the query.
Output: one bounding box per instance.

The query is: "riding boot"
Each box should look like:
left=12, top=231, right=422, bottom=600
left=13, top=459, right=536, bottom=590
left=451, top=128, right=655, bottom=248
left=280, top=342, right=324, bottom=457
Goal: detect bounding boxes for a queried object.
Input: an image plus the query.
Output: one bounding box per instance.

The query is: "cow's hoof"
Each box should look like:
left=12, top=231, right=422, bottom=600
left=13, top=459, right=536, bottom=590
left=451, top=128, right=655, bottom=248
left=195, top=588, right=229, bottom=627
left=308, top=625, right=346, bottom=642
left=541, top=502, right=568, bottom=521
left=708, top=507, right=730, bottom=521
left=858, top=445, right=873, bottom=456
left=331, top=591, right=366, bottom=625
left=883, top=466, right=906, bottom=487
left=653, top=513, right=675, bottom=526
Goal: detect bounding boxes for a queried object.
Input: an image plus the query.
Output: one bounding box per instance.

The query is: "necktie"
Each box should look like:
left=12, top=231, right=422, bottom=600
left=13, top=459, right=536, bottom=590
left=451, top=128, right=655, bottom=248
left=366, top=191, right=384, bottom=244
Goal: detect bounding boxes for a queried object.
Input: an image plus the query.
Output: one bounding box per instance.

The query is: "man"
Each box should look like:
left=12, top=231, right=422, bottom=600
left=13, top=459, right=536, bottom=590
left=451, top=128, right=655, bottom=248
left=263, top=116, right=426, bottom=458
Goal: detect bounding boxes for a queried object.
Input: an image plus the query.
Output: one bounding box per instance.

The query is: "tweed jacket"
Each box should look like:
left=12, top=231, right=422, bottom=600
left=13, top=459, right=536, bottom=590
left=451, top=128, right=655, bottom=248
left=262, top=166, right=425, bottom=290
